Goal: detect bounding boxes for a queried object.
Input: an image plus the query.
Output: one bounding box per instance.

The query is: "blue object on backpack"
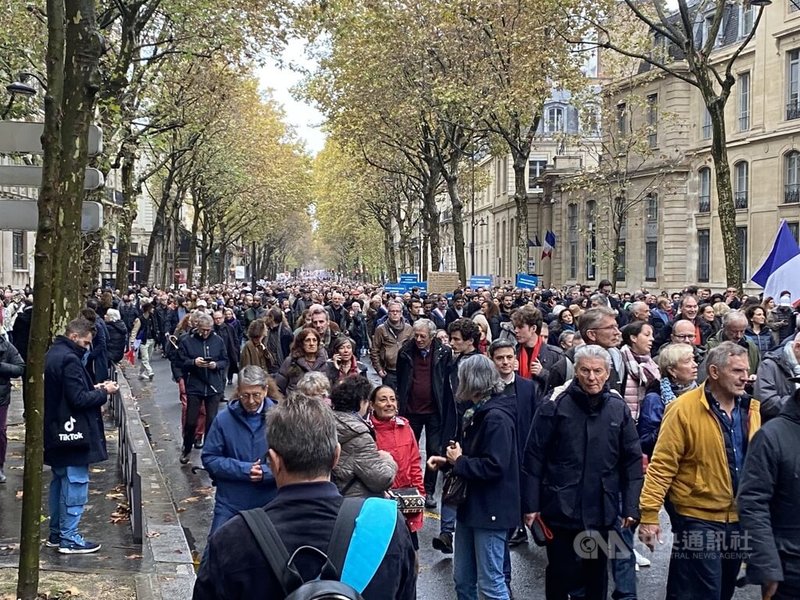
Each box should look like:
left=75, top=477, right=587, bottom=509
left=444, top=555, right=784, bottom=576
left=340, top=497, right=398, bottom=593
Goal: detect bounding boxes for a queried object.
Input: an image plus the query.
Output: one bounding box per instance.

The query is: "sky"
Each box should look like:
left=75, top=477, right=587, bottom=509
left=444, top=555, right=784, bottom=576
left=255, top=39, right=327, bottom=156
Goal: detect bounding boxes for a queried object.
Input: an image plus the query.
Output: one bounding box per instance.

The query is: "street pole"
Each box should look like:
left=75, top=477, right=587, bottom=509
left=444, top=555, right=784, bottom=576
left=470, top=153, right=475, bottom=278
left=251, top=239, right=257, bottom=292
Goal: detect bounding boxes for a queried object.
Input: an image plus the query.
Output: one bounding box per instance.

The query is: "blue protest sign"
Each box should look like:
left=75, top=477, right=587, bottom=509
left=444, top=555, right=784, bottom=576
left=384, top=283, right=408, bottom=294
left=469, top=275, right=493, bottom=288
left=399, top=273, right=419, bottom=283
left=515, top=273, right=539, bottom=289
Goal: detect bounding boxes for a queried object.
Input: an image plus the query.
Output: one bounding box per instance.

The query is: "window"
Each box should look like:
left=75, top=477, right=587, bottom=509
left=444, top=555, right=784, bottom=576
left=699, top=167, right=711, bottom=212
left=739, top=72, right=750, bottom=131
left=568, top=203, right=578, bottom=279
left=545, top=106, right=564, bottom=133
left=617, top=102, right=627, bottom=135
left=789, top=49, right=800, bottom=120
left=586, top=200, right=597, bottom=281
left=527, top=159, right=547, bottom=190
left=12, top=232, right=25, bottom=270
left=646, top=193, right=658, bottom=223
left=734, top=161, right=749, bottom=209
left=785, top=151, right=800, bottom=203
left=583, top=103, right=600, bottom=134
left=698, top=229, right=710, bottom=282
left=645, top=242, right=658, bottom=281
left=788, top=221, right=800, bottom=243
left=702, top=108, right=712, bottom=139
left=647, top=94, right=658, bottom=148
left=739, top=5, right=754, bottom=38
left=737, top=226, right=748, bottom=281
left=616, top=214, right=626, bottom=282
left=791, top=0, right=800, bottom=13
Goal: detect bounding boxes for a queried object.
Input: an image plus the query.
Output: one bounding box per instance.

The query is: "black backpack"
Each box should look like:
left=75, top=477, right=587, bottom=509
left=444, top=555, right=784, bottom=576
left=240, top=498, right=390, bottom=600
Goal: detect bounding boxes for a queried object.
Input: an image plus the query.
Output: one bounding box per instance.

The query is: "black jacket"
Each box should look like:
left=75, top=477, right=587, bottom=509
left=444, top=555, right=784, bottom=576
left=43, top=336, right=109, bottom=467
left=522, top=381, right=644, bottom=530
left=119, top=302, right=139, bottom=332
left=738, top=397, right=800, bottom=596
left=11, top=305, right=31, bottom=361
left=193, top=481, right=417, bottom=600
left=106, top=320, right=128, bottom=364
left=214, top=322, right=240, bottom=371
left=546, top=346, right=625, bottom=395
left=178, top=331, right=228, bottom=397
left=453, top=393, right=521, bottom=530
left=0, top=336, right=25, bottom=407
left=395, top=338, right=451, bottom=417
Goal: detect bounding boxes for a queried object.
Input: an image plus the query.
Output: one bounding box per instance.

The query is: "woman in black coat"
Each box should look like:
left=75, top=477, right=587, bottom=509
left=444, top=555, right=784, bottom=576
left=427, top=354, right=518, bottom=600
left=103, top=308, right=128, bottom=365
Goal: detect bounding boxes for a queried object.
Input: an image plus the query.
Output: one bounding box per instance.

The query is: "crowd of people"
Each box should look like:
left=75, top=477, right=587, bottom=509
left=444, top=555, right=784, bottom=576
left=2, top=277, right=800, bottom=598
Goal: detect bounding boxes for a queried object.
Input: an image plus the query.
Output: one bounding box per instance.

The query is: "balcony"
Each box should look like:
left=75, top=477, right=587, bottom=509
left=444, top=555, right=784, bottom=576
left=734, top=191, right=748, bottom=210
left=787, top=101, right=800, bottom=121
left=785, top=184, right=800, bottom=204
left=698, top=195, right=711, bottom=213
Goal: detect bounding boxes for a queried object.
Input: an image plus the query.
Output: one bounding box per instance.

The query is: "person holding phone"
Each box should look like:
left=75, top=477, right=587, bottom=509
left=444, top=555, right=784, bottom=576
left=323, top=336, right=367, bottom=386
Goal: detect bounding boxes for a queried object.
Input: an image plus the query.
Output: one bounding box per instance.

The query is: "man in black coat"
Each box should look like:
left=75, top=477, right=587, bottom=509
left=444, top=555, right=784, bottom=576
left=10, top=296, right=32, bottom=362
left=194, top=394, right=417, bottom=600
left=738, top=382, right=800, bottom=600
left=178, top=312, right=228, bottom=464
left=0, top=334, right=24, bottom=483
left=523, top=344, right=643, bottom=599
left=44, top=318, right=119, bottom=553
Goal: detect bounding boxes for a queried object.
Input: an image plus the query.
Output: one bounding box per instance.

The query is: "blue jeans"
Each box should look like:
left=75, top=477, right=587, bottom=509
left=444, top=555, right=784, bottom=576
left=454, top=524, right=509, bottom=600
left=49, top=465, right=90, bottom=543
left=610, top=521, right=637, bottom=599
left=441, top=501, right=457, bottom=534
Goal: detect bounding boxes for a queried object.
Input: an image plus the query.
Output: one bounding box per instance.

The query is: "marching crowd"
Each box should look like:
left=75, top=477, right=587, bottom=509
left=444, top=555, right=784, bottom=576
left=1, top=278, right=800, bottom=598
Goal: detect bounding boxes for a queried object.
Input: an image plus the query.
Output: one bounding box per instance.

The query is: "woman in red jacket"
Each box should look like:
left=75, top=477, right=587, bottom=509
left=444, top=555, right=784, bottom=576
left=369, top=385, right=425, bottom=548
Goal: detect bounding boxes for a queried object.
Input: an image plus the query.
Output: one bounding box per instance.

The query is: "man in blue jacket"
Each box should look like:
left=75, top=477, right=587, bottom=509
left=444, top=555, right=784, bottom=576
left=44, top=318, right=119, bottom=553
left=178, top=312, right=228, bottom=464
left=202, top=365, right=278, bottom=535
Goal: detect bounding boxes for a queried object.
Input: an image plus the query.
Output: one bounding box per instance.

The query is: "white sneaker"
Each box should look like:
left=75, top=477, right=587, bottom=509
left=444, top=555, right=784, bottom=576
left=635, top=548, right=651, bottom=567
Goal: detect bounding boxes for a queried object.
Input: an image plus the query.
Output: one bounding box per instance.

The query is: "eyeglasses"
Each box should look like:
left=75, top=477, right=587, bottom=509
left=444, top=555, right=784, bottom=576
left=239, top=392, right=265, bottom=401
left=590, top=324, right=620, bottom=332
left=672, top=333, right=694, bottom=340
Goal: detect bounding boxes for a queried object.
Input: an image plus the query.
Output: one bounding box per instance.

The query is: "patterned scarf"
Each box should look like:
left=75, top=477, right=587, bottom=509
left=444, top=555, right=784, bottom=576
left=462, top=398, right=487, bottom=433
left=620, top=345, right=660, bottom=387
left=660, top=377, right=697, bottom=404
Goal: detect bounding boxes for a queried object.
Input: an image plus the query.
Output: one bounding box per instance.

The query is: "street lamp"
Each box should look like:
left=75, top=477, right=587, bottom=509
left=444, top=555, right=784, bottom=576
left=748, top=0, right=771, bottom=6
left=2, top=72, right=45, bottom=119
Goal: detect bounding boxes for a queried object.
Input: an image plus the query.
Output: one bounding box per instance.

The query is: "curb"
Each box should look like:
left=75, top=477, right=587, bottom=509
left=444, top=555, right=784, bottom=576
left=113, top=369, right=196, bottom=599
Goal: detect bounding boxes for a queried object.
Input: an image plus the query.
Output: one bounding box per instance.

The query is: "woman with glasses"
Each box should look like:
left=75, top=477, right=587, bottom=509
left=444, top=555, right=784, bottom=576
left=201, top=365, right=281, bottom=536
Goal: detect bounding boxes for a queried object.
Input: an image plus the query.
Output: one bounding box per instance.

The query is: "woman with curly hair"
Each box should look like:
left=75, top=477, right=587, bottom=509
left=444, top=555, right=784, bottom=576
left=240, top=319, right=275, bottom=373
left=275, top=328, right=328, bottom=395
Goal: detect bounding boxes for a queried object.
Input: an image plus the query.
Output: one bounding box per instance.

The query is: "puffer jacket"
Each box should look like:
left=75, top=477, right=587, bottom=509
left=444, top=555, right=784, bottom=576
left=332, top=411, right=397, bottom=498
left=755, top=343, right=799, bottom=422
left=275, top=351, right=328, bottom=394
left=0, top=335, right=25, bottom=407
left=105, top=320, right=128, bottom=364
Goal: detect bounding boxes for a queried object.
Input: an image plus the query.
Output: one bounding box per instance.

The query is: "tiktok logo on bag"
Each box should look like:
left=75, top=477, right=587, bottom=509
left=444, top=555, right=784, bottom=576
left=59, top=416, right=84, bottom=442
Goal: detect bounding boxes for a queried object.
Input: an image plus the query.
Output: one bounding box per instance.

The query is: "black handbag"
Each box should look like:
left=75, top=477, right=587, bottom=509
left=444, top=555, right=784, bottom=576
left=441, top=471, right=468, bottom=506
left=530, top=514, right=554, bottom=546
left=387, top=488, right=425, bottom=513
left=49, top=401, right=92, bottom=450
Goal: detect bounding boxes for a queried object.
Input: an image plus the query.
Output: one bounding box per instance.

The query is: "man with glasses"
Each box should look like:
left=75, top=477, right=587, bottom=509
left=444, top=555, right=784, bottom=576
left=700, top=311, right=761, bottom=383
left=178, top=312, right=228, bottom=464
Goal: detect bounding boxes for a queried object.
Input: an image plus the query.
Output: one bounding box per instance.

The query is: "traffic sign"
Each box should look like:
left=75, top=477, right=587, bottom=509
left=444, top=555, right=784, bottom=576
left=0, top=199, right=103, bottom=232
left=0, top=122, right=103, bottom=156
left=0, top=165, right=104, bottom=189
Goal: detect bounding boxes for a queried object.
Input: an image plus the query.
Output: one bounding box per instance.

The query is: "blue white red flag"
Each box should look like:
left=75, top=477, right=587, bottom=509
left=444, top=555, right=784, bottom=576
left=752, top=220, right=800, bottom=304
left=541, top=230, right=556, bottom=259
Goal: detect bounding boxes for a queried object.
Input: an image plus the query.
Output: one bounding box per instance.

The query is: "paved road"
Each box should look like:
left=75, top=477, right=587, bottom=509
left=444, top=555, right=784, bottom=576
left=126, top=352, right=760, bottom=599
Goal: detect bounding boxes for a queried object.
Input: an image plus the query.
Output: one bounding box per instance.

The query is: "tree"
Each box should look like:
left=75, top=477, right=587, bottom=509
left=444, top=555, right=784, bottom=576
left=585, top=0, right=766, bottom=290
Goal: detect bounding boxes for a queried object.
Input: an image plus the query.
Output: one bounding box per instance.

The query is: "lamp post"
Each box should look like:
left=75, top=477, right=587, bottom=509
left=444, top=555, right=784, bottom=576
left=469, top=152, right=487, bottom=278
left=2, top=72, right=45, bottom=119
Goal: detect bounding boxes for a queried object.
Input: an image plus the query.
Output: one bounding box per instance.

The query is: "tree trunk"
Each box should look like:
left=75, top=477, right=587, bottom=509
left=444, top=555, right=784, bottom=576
left=445, top=173, right=467, bottom=283
left=115, top=148, right=137, bottom=289
left=512, top=151, right=531, bottom=277
left=18, top=0, right=102, bottom=597
left=383, top=226, right=398, bottom=281
left=81, top=231, right=102, bottom=296
left=422, top=179, right=440, bottom=271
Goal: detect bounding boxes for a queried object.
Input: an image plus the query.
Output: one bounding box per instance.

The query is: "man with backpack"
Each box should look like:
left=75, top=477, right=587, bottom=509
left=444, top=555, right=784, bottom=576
left=193, top=393, right=417, bottom=600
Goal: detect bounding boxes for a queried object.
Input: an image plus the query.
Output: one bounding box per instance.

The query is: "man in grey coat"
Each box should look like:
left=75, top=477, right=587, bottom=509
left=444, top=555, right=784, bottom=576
left=755, top=333, right=800, bottom=422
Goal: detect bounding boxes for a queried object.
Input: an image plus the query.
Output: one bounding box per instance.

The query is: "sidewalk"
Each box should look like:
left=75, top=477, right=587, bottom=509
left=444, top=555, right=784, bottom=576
left=0, top=385, right=142, bottom=597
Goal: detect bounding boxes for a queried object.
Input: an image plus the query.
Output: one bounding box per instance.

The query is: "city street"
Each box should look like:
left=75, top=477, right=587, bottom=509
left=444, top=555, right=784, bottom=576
left=126, top=353, right=760, bottom=599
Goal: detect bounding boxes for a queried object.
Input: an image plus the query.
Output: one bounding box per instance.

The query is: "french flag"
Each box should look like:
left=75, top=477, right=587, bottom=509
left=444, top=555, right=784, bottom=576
left=752, top=220, right=800, bottom=304
left=541, top=230, right=556, bottom=259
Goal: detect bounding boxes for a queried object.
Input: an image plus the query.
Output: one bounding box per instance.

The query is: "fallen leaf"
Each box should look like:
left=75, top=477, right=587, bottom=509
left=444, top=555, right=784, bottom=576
left=126, top=553, right=143, bottom=560
left=176, top=507, right=186, bottom=513
left=90, top=467, right=106, bottom=473
left=180, top=496, right=202, bottom=504
left=15, top=490, right=23, bottom=499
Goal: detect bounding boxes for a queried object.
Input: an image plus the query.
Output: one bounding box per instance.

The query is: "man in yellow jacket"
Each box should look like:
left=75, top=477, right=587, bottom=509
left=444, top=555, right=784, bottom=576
left=638, top=341, right=761, bottom=600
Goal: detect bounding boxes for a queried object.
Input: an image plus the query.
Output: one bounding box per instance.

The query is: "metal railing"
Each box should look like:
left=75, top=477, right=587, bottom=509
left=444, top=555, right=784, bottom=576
left=734, top=191, right=748, bottom=209
left=785, top=184, right=800, bottom=204
left=699, top=196, right=711, bottom=213
left=787, top=102, right=800, bottom=121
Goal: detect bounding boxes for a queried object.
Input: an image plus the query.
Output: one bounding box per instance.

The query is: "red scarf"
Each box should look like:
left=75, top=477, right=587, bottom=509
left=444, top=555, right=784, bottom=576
left=518, top=335, right=543, bottom=379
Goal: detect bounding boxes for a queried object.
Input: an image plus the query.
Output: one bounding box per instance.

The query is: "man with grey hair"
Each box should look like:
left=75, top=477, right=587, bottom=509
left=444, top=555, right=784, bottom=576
left=700, top=310, right=761, bottom=383
left=370, top=300, right=413, bottom=391
left=628, top=301, right=650, bottom=324
left=396, top=318, right=451, bottom=508
left=523, top=344, right=643, bottom=599
left=639, top=341, right=761, bottom=600
left=201, top=365, right=279, bottom=535
left=755, top=332, right=800, bottom=421
left=194, top=395, right=417, bottom=600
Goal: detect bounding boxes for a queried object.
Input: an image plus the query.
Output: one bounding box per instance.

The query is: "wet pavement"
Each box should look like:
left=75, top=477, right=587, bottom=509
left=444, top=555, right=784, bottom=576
left=0, top=386, right=143, bottom=576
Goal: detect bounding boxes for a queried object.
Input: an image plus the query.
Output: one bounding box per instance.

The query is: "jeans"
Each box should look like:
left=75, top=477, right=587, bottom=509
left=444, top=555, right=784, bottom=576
left=0, top=403, right=8, bottom=467
left=49, top=465, right=90, bottom=543
left=183, top=394, right=221, bottom=453
left=545, top=527, right=609, bottom=600
left=139, top=339, right=155, bottom=377
left=454, top=524, right=510, bottom=600
left=407, top=412, right=442, bottom=496
left=441, top=501, right=457, bottom=535
left=610, top=521, right=637, bottom=599
left=666, top=514, right=742, bottom=600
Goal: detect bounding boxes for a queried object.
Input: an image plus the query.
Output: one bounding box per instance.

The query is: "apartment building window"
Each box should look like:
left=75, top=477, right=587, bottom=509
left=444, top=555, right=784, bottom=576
left=644, top=242, right=657, bottom=281
left=567, top=203, right=578, bottom=279
left=788, top=50, right=800, bottom=120
left=699, top=167, right=712, bottom=212
left=645, top=192, right=658, bottom=281
left=586, top=200, right=597, bottom=281
left=698, top=229, right=710, bottom=282
left=617, top=102, right=628, bottom=135
left=785, top=151, right=800, bottom=203
left=647, top=94, right=658, bottom=148
left=739, top=5, right=754, bottom=38
left=616, top=214, right=626, bottom=282
left=739, top=72, right=750, bottom=131
left=737, top=226, right=748, bottom=281
left=788, top=221, right=800, bottom=243
left=702, top=108, right=712, bottom=139
left=12, top=232, right=25, bottom=270
left=791, top=0, right=800, bottom=13
left=646, top=193, right=658, bottom=222
left=527, top=159, right=547, bottom=190
left=583, top=104, right=600, bottom=134
left=734, top=161, right=749, bottom=209
left=545, top=106, right=564, bottom=133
